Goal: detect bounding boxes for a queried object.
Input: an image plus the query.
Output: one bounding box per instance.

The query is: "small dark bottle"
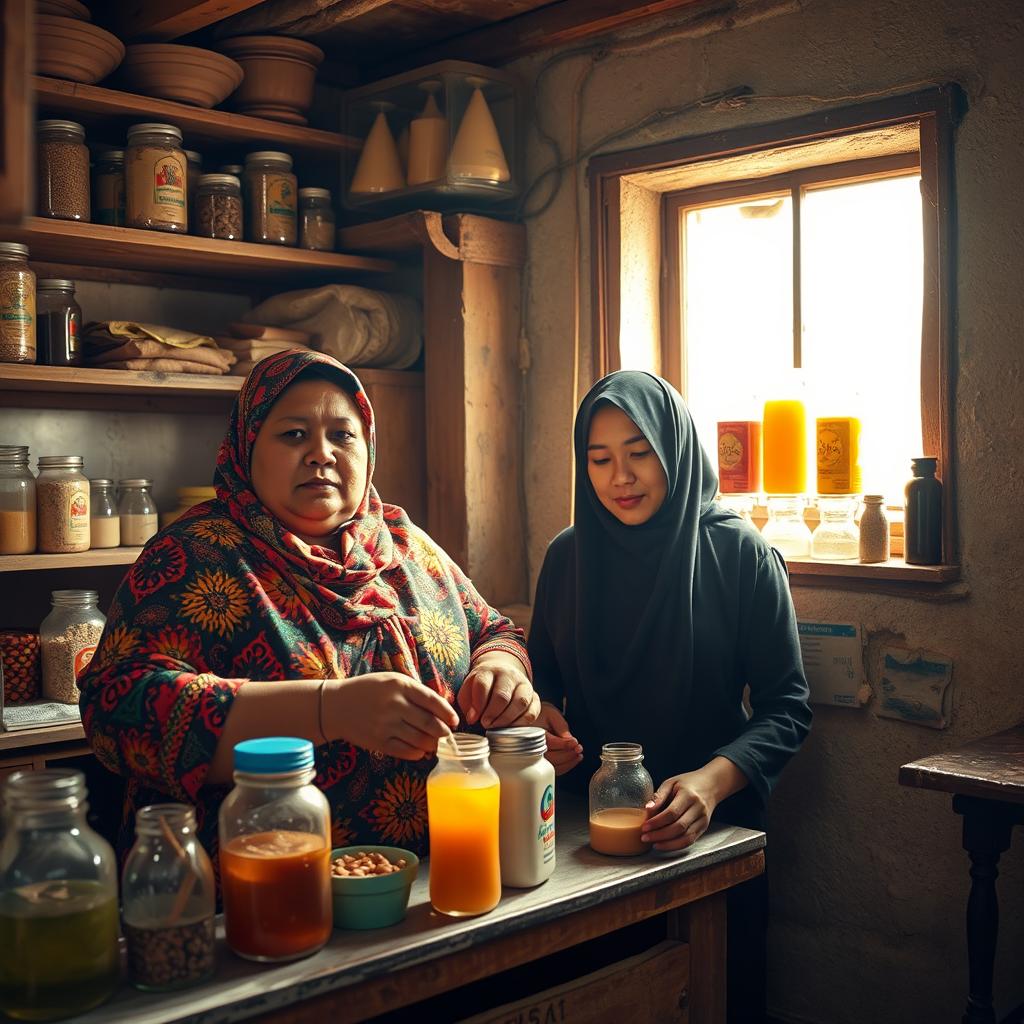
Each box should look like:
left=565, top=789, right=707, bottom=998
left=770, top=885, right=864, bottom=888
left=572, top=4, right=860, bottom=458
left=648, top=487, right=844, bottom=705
left=36, top=278, right=83, bottom=366
left=904, top=456, right=942, bottom=564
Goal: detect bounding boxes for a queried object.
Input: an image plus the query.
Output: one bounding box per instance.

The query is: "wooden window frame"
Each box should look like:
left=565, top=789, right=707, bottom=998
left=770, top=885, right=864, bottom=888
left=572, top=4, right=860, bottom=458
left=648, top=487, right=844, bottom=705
left=588, top=86, right=961, bottom=593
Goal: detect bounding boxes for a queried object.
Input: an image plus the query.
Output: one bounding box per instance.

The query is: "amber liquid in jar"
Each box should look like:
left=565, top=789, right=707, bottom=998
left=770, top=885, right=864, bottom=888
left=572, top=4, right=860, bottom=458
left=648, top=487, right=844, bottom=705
left=589, top=808, right=648, bottom=856
left=220, top=831, right=331, bottom=962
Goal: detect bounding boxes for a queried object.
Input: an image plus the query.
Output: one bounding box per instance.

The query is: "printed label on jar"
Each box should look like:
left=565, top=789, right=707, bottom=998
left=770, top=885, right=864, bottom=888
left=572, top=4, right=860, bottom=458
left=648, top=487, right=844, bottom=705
left=74, top=645, right=96, bottom=677
left=68, top=488, right=89, bottom=537
left=539, top=784, right=555, bottom=862
left=0, top=276, right=35, bottom=343
left=152, top=155, right=187, bottom=212
left=266, top=175, right=296, bottom=219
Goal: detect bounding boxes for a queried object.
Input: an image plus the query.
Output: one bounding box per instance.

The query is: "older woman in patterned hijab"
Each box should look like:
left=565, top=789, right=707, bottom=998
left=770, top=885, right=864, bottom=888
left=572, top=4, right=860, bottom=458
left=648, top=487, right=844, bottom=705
left=80, top=350, right=535, bottom=861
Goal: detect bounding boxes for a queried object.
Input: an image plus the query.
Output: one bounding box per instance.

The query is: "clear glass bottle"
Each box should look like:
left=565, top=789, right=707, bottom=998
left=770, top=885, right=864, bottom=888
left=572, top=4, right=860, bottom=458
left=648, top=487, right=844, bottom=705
left=126, top=123, right=188, bottom=233
left=219, top=737, right=331, bottom=962
left=0, top=769, right=120, bottom=1021
left=245, top=151, right=297, bottom=245
left=122, top=803, right=216, bottom=991
left=427, top=733, right=501, bottom=916
left=588, top=742, right=654, bottom=857
left=761, top=495, right=812, bottom=559
left=0, top=446, right=36, bottom=554
left=487, top=727, right=555, bottom=888
left=36, top=455, right=89, bottom=553
left=89, top=478, right=119, bottom=549
left=35, top=279, right=83, bottom=367
left=0, top=242, right=36, bottom=364
left=717, top=493, right=756, bottom=524
left=195, top=174, right=243, bottom=240
left=298, top=187, right=335, bottom=250
left=810, top=495, right=859, bottom=560
left=118, top=478, right=158, bottom=547
left=905, top=457, right=942, bottom=565
left=36, top=119, right=90, bottom=221
left=93, top=149, right=125, bottom=226
left=859, top=495, right=890, bottom=563
left=39, top=589, right=105, bottom=704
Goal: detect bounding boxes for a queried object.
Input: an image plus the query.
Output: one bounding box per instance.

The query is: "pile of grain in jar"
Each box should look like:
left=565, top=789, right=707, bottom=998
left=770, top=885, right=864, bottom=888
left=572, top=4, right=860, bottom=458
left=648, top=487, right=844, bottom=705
left=37, top=120, right=90, bottom=221
left=195, top=174, right=243, bottom=240
left=0, top=242, right=36, bottom=364
left=36, top=455, right=90, bottom=553
left=124, top=916, right=215, bottom=991
left=40, top=619, right=103, bottom=703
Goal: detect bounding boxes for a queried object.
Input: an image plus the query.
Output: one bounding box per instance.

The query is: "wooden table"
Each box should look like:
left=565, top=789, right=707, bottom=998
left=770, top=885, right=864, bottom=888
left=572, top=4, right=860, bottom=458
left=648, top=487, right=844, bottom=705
left=900, top=725, right=1024, bottom=1024
left=49, top=798, right=764, bottom=1024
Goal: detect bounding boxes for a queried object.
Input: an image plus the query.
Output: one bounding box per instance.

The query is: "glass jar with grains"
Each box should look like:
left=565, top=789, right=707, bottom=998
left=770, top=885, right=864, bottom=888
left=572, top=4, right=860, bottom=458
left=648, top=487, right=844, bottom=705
left=245, top=151, right=297, bottom=245
left=126, top=123, right=188, bottom=233
left=93, top=149, right=125, bottom=226
left=118, top=478, right=158, bottom=546
left=37, top=120, right=90, bottom=221
left=89, top=478, right=119, bottom=549
left=36, top=455, right=90, bottom=553
left=195, top=174, right=243, bottom=240
left=0, top=446, right=36, bottom=555
left=0, top=243, right=36, bottom=364
left=36, top=279, right=83, bottom=367
left=39, top=590, right=105, bottom=704
left=298, top=187, right=335, bottom=251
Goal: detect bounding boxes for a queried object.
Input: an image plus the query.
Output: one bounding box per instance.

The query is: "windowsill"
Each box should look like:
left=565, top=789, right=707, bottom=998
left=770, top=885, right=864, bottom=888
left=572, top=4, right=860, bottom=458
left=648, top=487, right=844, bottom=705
left=786, top=557, right=960, bottom=587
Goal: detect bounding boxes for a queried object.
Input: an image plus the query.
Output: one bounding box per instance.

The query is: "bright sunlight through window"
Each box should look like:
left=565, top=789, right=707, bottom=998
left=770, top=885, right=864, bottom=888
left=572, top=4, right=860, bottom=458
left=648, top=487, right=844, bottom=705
left=681, top=174, right=923, bottom=503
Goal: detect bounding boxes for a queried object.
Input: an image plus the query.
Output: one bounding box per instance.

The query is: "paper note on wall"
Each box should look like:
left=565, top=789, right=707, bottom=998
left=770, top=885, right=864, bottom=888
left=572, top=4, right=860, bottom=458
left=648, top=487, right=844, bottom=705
left=797, top=621, right=869, bottom=707
left=877, top=645, right=953, bottom=729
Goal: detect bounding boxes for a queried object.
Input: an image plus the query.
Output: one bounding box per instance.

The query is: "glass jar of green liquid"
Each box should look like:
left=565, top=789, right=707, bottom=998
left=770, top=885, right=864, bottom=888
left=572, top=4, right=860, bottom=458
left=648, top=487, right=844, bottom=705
left=0, top=769, right=120, bottom=1020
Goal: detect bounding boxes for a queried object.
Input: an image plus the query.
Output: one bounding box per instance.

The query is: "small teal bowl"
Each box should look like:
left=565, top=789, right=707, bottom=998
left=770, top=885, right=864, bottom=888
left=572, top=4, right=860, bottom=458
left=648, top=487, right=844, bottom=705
left=330, top=845, right=419, bottom=930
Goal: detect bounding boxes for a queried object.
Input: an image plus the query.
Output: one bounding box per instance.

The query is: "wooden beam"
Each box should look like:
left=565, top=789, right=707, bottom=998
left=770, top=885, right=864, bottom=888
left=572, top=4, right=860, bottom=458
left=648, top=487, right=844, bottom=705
left=0, top=0, right=33, bottom=225
left=213, top=0, right=396, bottom=38
left=379, top=0, right=709, bottom=73
left=105, top=0, right=270, bottom=41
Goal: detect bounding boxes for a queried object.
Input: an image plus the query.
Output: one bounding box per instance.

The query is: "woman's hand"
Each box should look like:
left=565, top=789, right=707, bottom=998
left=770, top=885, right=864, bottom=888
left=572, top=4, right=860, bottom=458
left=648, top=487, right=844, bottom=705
left=326, top=673, right=459, bottom=761
left=641, top=757, right=748, bottom=851
left=535, top=702, right=583, bottom=776
left=458, top=652, right=540, bottom=729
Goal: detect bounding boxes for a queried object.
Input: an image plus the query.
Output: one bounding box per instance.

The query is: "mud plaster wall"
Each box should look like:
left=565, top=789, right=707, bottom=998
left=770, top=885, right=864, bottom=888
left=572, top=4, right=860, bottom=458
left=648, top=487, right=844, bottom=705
left=514, top=1, right=1024, bottom=1020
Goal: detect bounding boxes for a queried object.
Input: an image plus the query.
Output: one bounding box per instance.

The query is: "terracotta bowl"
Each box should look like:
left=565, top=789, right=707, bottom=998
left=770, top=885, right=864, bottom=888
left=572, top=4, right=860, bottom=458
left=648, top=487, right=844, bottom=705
left=118, top=44, right=243, bottom=108
left=36, top=14, right=124, bottom=84
left=37, top=0, right=90, bottom=20
left=218, top=35, right=324, bottom=125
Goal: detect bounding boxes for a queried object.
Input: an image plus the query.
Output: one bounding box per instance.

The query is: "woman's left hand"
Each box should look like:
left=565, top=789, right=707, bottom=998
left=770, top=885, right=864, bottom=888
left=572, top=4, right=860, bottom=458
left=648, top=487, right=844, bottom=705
left=458, top=652, right=540, bottom=729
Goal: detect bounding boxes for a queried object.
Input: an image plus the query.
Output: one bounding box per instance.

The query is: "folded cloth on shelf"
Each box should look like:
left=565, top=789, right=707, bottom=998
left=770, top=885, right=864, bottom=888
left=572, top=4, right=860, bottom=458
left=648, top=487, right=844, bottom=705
left=240, top=285, right=422, bottom=369
left=84, top=321, right=220, bottom=350
left=91, top=358, right=230, bottom=375
left=215, top=336, right=312, bottom=358
left=89, top=339, right=236, bottom=371
left=227, top=323, right=311, bottom=344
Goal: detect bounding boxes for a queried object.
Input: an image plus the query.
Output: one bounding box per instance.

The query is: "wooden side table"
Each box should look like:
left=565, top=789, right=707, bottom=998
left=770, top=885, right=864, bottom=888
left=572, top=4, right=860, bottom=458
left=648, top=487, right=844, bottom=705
left=900, top=725, right=1024, bottom=1024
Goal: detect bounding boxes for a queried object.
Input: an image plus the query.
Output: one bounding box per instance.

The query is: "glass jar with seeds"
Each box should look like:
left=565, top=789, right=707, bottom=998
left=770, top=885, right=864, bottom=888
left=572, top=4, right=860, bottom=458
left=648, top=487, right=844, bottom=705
left=0, top=445, right=36, bottom=555
left=0, top=242, right=36, bottom=364
left=37, top=120, right=90, bottom=221
left=39, top=590, right=105, bottom=704
left=118, top=478, right=158, bottom=546
left=36, top=455, right=90, bottom=553
left=195, top=174, right=243, bottom=240
left=122, top=804, right=216, bottom=991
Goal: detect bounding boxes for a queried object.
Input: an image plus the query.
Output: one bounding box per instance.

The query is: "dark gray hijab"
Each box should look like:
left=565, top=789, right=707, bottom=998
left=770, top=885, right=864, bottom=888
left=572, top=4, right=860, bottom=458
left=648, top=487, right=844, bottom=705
left=573, top=371, right=737, bottom=752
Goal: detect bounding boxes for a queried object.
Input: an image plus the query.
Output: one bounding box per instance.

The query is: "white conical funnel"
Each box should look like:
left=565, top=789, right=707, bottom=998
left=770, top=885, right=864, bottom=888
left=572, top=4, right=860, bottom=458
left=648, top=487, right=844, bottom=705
left=407, top=89, right=449, bottom=186
left=350, top=110, right=405, bottom=194
left=449, top=86, right=510, bottom=183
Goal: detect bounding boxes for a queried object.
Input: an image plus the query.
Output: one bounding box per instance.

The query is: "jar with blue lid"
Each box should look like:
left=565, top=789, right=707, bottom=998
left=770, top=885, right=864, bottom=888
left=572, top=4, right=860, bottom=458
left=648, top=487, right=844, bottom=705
left=218, top=737, right=331, bottom=962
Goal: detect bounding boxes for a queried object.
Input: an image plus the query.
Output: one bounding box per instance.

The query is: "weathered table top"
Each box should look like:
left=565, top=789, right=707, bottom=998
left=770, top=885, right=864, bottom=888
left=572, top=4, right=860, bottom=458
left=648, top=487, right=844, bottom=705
left=898, top=724, right=1024, bottom=804
left=53, top=797, right=764, bottom=1024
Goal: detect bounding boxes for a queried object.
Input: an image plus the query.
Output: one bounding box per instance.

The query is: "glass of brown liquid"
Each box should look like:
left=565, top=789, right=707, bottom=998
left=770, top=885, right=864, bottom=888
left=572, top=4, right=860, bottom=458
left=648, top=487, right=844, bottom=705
left=588, top=743, right=654, bottom=856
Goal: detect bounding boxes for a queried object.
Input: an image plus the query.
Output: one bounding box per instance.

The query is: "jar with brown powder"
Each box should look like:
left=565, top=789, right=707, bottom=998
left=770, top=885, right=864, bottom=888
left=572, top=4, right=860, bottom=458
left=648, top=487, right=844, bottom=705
left=0, top=446, right=36, bottom=555
left=245, top=151, right=297, bottom=245
left=0, top=243, right=35, bottom=364
left=126, top=123, right=188, bottom=233
left=36, top=455, right=90, bottom=553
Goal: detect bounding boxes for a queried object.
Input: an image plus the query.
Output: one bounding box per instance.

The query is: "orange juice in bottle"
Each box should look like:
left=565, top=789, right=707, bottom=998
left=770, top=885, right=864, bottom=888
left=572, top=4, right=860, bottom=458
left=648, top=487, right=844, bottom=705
left=427, top=733, right=501, bottom=916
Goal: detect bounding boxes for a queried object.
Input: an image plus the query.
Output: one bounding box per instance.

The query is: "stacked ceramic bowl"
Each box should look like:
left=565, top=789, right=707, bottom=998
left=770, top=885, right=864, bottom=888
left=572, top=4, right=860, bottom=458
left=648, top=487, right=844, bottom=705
left=118, top=45, right=244, bottom=108
left=36, top=10, right=124, bottom=84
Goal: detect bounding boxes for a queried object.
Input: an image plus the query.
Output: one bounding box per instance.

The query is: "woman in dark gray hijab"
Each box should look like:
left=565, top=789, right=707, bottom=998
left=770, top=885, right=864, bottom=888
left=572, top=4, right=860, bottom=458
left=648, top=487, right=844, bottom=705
left=528, top=370, right=811, bottom=1023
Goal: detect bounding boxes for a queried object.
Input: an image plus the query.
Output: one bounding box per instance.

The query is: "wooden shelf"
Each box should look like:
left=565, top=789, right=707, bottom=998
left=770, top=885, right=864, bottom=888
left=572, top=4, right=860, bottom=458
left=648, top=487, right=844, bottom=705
left=787, top=557, right=960, bottom=584
left=0, top=722, right=86, bottom=753
left=0, top=548, right=143, bottom=573
left=8, top=218, right=394, bottom=281
left=34, top=76, right=359, bottom=157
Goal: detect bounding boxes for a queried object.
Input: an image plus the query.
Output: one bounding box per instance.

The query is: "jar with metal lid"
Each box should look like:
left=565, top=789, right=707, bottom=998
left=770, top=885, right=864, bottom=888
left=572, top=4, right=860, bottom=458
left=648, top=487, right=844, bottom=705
left=0, top=445, right=36, bottom=555
left=122, top=803, right=216, bottom=991
left=184, top=149, right=202, bottom=228
left=126, top=123, right=188, bottom=233
left=118, top=478, right=158, bottom=546
left=89, top=478, right=119, bottom=549
left=93, top=149, right=125, bottom=226
left=36, top=279, right=83, bottom=367
left=195, top=174, right=243, bottom=240
left=589, top=742, right=654, bottom=857
left=36, top=119, right=90, bottom=221
left=0, top=769, right=120, bottom=1020
left=427, top=733, right=501, bottom=916
left=487, top=727, right=555, bottom=888
left=36, top=455, right=89, bottom=553
left=298, top=187, right=334, bottom=251
left=245, top=151, right=297, bottom=245
left=0, top=243, right=36, bottom=364
left=219, top=163, right=244, bottom=176
left=219, top=737, right=332, bottom=962
left=39, top=589, right=105, bottom=704
left=810, top=495, right=859, bottom=560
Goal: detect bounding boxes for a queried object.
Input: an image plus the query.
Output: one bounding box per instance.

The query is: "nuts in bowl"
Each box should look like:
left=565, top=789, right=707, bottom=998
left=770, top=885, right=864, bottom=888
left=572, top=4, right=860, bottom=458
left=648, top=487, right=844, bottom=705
left=329, top=845, right=419, bottom=930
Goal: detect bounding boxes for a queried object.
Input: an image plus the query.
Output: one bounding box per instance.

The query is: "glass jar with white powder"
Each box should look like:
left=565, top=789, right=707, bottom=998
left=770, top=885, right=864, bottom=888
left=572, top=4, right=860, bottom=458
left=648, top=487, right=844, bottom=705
left=118, top=479, right=158, bottom=547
